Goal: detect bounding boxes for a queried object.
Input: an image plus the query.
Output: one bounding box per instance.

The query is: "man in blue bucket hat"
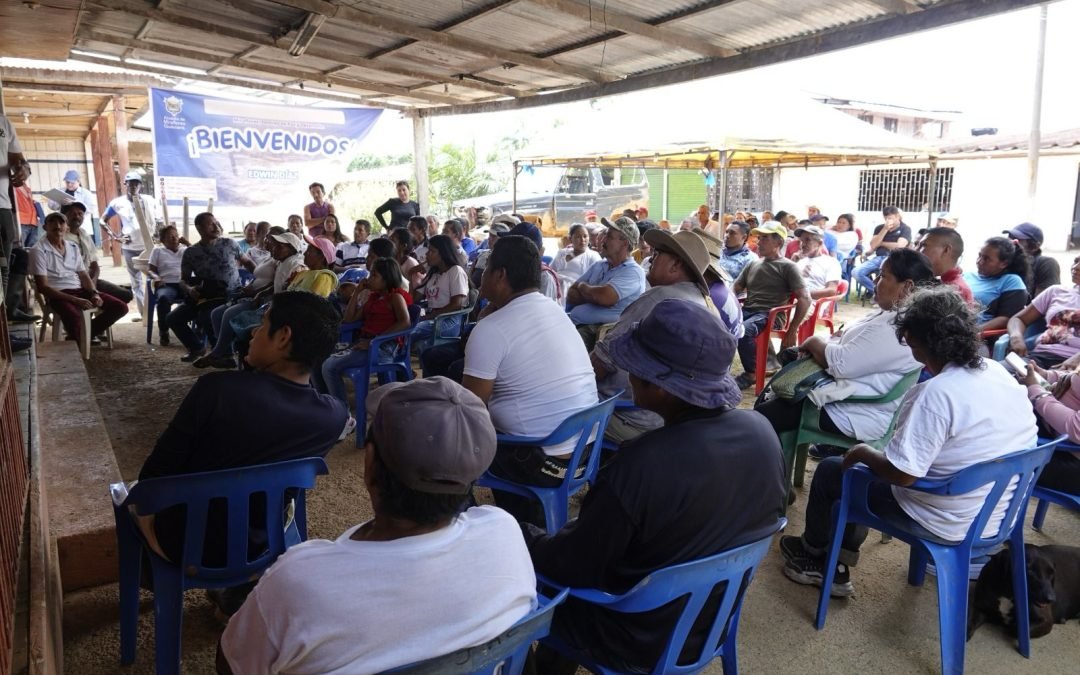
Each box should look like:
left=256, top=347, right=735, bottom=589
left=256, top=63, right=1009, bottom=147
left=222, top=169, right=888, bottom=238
left=524, top=298, right=787, bottom=674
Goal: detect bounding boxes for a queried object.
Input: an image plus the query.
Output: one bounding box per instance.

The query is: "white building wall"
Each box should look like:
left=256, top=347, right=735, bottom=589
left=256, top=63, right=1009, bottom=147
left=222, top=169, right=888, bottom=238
left=774, top=155, right=1080, bottom=251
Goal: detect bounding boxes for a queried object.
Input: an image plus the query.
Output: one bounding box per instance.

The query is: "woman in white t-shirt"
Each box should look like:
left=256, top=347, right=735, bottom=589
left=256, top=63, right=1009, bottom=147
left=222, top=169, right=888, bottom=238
left=780, top=285, right=1037, bottom=598
left=413, top=234, right=470, bottom=351
left=551, top=223, right=602, bottom=297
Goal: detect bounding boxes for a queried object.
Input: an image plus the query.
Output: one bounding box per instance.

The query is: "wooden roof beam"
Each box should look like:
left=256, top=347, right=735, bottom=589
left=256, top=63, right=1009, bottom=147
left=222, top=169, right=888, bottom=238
left=78, top=29, right=465, bottom=106
left=529, top=0, right=735, bottom=59
left=87, top=0, right=524, bottom=98
left=267, top=0, right=616, bottom=83
left=69, top=54, right=410, bottom=111
left=0, top=82, right=144, bottom=96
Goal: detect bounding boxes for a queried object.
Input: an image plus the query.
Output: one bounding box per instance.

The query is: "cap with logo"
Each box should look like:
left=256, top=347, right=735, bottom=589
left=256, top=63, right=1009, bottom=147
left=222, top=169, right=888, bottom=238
left=793, top=224, right=825, bottom=238
left=124, top=171, right=142, bottom=183
left=751, top=222, right=789, bottom=239
left=63, top=170, right=80, bottom=182
left=270, top=232, right=303, bottom=253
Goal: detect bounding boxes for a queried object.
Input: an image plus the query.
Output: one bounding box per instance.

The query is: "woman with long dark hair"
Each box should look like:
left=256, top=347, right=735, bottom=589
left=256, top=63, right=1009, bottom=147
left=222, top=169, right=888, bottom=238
left=413, top=234, right=470, bottom=350
left=388, top=227, right=420, bottom=288
left=318, top=257, right=413, bottom=403
left=318, top=213, right=349, bottom=246
left=963, top=236, right=1030, bottom=332
left=374, top=180, right=419, bottom=231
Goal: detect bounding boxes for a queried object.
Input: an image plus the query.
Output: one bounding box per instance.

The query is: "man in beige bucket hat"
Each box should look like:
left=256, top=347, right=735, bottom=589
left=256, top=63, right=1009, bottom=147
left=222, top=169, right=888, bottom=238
left=590, top=229, right=721, bottom=444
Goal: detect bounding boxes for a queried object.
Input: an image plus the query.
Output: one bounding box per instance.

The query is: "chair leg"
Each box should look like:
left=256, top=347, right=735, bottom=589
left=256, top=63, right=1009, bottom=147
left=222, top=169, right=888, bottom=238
left=1032, top=499, right=1049, bottom=531
left=720, top=629, right=739, bottom=675
left=931, top=550, right=967, bottom=675
left=352, top=371, right=372, bottom=449
left=1009, top=533, right=1032, bottom=658
left=81, top=309, right=92, bottom=360
left=792, top=444, right=809, bottom=488
left=116, top=533, right=142, bottom=665
left=907, top=546, right=928, bottom=587
left=151, top=571, right=186, bottom=675
left=815, top=504, right=849, bottom=630
left=146, top=281, right=155, bottom=344
left=541, top=493, right=567, bottom=536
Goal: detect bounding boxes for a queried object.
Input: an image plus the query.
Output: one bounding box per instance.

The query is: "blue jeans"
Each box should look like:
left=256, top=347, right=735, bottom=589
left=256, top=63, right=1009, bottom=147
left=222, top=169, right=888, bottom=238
left=412, top=313, right=464, bottom=352
left=154, top=284, right=183, bottom=335
left=801, top=457, right=914, bottom=566
left=853, top=255, right=886, bottom=295
left=207, top=298, right=258, bottom=358
left=319, top=342, right=397, bottom=403
left=21, top=224, right=41, bottom=248
left=736, top=311, right=769, bottom=378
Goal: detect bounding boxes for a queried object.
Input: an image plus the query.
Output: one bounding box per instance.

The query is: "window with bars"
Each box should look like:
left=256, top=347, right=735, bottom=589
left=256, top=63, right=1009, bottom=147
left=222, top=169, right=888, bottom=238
left=857, top=167, right=953, bottom=213
left=708, top=167, right=774, bottom=213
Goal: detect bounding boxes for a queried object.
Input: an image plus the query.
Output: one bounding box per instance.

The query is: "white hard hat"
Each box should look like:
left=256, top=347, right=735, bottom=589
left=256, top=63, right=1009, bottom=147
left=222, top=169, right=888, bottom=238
left=124, top=171, right=142, bottom=182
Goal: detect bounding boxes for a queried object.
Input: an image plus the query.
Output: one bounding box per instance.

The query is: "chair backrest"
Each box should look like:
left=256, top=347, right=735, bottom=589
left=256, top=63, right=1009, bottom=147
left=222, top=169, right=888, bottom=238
left=500, top=394, right=620, bottom=495
left=590, top=519, right=785, bottom=674
left=120, top=457, right=329, bottom=581
left=387, top=589, right=569, bottom=674
left=912, top=437, right=1063, bottom=551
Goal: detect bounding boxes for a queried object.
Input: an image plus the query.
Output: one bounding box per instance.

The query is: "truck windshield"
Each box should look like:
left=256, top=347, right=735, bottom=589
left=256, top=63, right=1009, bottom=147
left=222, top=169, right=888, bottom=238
left=515, top=166, right=568, bottom=195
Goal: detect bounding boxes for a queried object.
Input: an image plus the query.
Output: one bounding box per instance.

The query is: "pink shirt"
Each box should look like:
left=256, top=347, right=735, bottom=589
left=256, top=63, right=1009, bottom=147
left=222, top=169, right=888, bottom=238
left=1028, top=371, right=1080, bottom=458
left=1031, top=284, right=1080, bottom=360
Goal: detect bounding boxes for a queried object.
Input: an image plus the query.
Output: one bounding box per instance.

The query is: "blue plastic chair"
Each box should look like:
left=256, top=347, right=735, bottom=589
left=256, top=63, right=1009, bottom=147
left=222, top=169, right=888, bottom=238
left=541, top=255, right=553, bottom=265
left=477, top=394, right=620, bottom=535
left=539, top=519, right=786, bottom=675
left=343, top=304, right=422, bottom=447
left=113, top=457, right=329, bottom=675
left=815, top=438, right=1064, bottom=675
left=600, top=399, right=641, bottom=454
left=386, top=589, right=569, bottom=674
left=990, top=319, right=1047, bottom=361
left=1031, top=440, right=1080, bottom=531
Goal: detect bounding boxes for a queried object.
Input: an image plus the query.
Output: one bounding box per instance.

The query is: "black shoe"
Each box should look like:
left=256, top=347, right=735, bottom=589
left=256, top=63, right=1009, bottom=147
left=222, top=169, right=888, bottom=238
left=180, top=349, right=206, bottom=363
left=10, top=336, right=32, bottom=353
left=90, top=335, right=103, bottom=346
left=159, top=335, right=170, bottom=346
left=8, top=308, right=40, bottom=323
left=782, top=548, right=855, bottom=597
left=808, top=444, right=846, bottom=461
left=779, top=535, right=813, bottom=563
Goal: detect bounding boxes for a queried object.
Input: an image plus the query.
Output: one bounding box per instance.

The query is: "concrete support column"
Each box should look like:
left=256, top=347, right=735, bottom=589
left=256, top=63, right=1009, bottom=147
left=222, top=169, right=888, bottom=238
left=412, top=115, right=431, bottom=215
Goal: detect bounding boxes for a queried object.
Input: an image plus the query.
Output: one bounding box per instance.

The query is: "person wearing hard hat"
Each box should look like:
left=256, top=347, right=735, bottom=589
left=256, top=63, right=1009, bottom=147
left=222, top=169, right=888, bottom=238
left=48, top=170, right=99, bottom=243
left=102, top=170, right=160, bottom=319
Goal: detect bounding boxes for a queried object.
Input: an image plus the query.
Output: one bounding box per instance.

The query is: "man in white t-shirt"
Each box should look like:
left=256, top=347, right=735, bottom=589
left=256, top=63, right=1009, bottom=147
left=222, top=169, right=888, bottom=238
left=791, top=224, right=841, bottom=299
left=780, top=287, right=1037, bottom=597
left=218, top=377, right=535, bottom=674
left=102, top=171, right=160, bottom=319
left=462, top=235, right=599, bottom=525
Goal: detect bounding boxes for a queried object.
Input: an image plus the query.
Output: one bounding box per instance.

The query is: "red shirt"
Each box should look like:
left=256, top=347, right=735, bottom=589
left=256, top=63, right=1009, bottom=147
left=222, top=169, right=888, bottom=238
left=360, top=287, right=413, bottom=337
left=941, top=267, right=974, bottom=305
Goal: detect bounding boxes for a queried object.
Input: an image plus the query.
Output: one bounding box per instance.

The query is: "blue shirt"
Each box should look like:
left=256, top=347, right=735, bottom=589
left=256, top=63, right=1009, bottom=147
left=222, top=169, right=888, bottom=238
left=719, top=246, right=757, bottom=280
left=461, top=237, right=477, bottom=256
left=568, top=259, right=646, bottom=325
left=963, top=272, right=1028, bottom=323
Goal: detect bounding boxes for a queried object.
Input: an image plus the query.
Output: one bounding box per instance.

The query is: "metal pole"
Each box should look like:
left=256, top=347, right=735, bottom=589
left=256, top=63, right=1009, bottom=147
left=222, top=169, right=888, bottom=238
left=182, top=197, right=190, bottom=241
left=926, top=159, right=938, bottom=230
left=1027, top=4, right=1048, bottom=206
left=717, top=151, right=729, bottom=217
left=512, top=160, right=518, bottom=212
left=662, top=169, right=669, bottom=221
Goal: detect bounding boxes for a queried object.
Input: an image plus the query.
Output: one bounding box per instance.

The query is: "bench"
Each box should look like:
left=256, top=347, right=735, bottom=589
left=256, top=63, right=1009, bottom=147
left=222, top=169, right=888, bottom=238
left=36, top=339, right=122, bottom=591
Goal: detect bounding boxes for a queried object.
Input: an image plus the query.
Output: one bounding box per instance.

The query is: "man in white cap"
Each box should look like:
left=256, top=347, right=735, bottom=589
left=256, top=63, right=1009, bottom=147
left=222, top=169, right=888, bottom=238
left=102, top=171, right=160, bottom=319
left=791, top=223, right=842, bottom=299
left=218, top=377, right=537, bottom=674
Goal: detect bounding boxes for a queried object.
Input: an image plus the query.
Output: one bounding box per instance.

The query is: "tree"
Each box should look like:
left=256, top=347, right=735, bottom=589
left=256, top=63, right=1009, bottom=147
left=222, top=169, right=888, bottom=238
left=428, top=143, right=493, bottom=218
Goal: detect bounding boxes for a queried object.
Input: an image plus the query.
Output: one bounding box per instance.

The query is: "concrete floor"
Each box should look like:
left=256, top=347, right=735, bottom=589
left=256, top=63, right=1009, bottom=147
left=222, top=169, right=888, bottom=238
left=55, top=267, right=1080, bottom=674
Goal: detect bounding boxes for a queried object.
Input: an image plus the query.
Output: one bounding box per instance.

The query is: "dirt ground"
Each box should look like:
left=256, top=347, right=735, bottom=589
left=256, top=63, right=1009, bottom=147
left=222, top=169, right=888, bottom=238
left=59, top=299, right=1080, bottom=674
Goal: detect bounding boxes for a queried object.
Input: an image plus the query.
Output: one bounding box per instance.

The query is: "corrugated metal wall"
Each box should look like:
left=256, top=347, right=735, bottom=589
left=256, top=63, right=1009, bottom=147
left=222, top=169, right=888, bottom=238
left=667, top=170, right=707, bottom=223
left=20, top=138, right=95, bottom=213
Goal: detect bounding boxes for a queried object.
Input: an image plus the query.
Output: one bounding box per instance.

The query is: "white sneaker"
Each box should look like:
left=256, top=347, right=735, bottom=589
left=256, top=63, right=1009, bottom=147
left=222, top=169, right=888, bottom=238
left=338, top=416, right=357, bottom=441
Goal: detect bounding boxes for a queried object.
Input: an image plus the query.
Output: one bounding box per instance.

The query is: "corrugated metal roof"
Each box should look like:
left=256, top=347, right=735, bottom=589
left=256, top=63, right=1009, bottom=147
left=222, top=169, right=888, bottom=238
left=939, top=129, right=1080, bottom=154
left=0, top=0, right=1051, bottom=115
